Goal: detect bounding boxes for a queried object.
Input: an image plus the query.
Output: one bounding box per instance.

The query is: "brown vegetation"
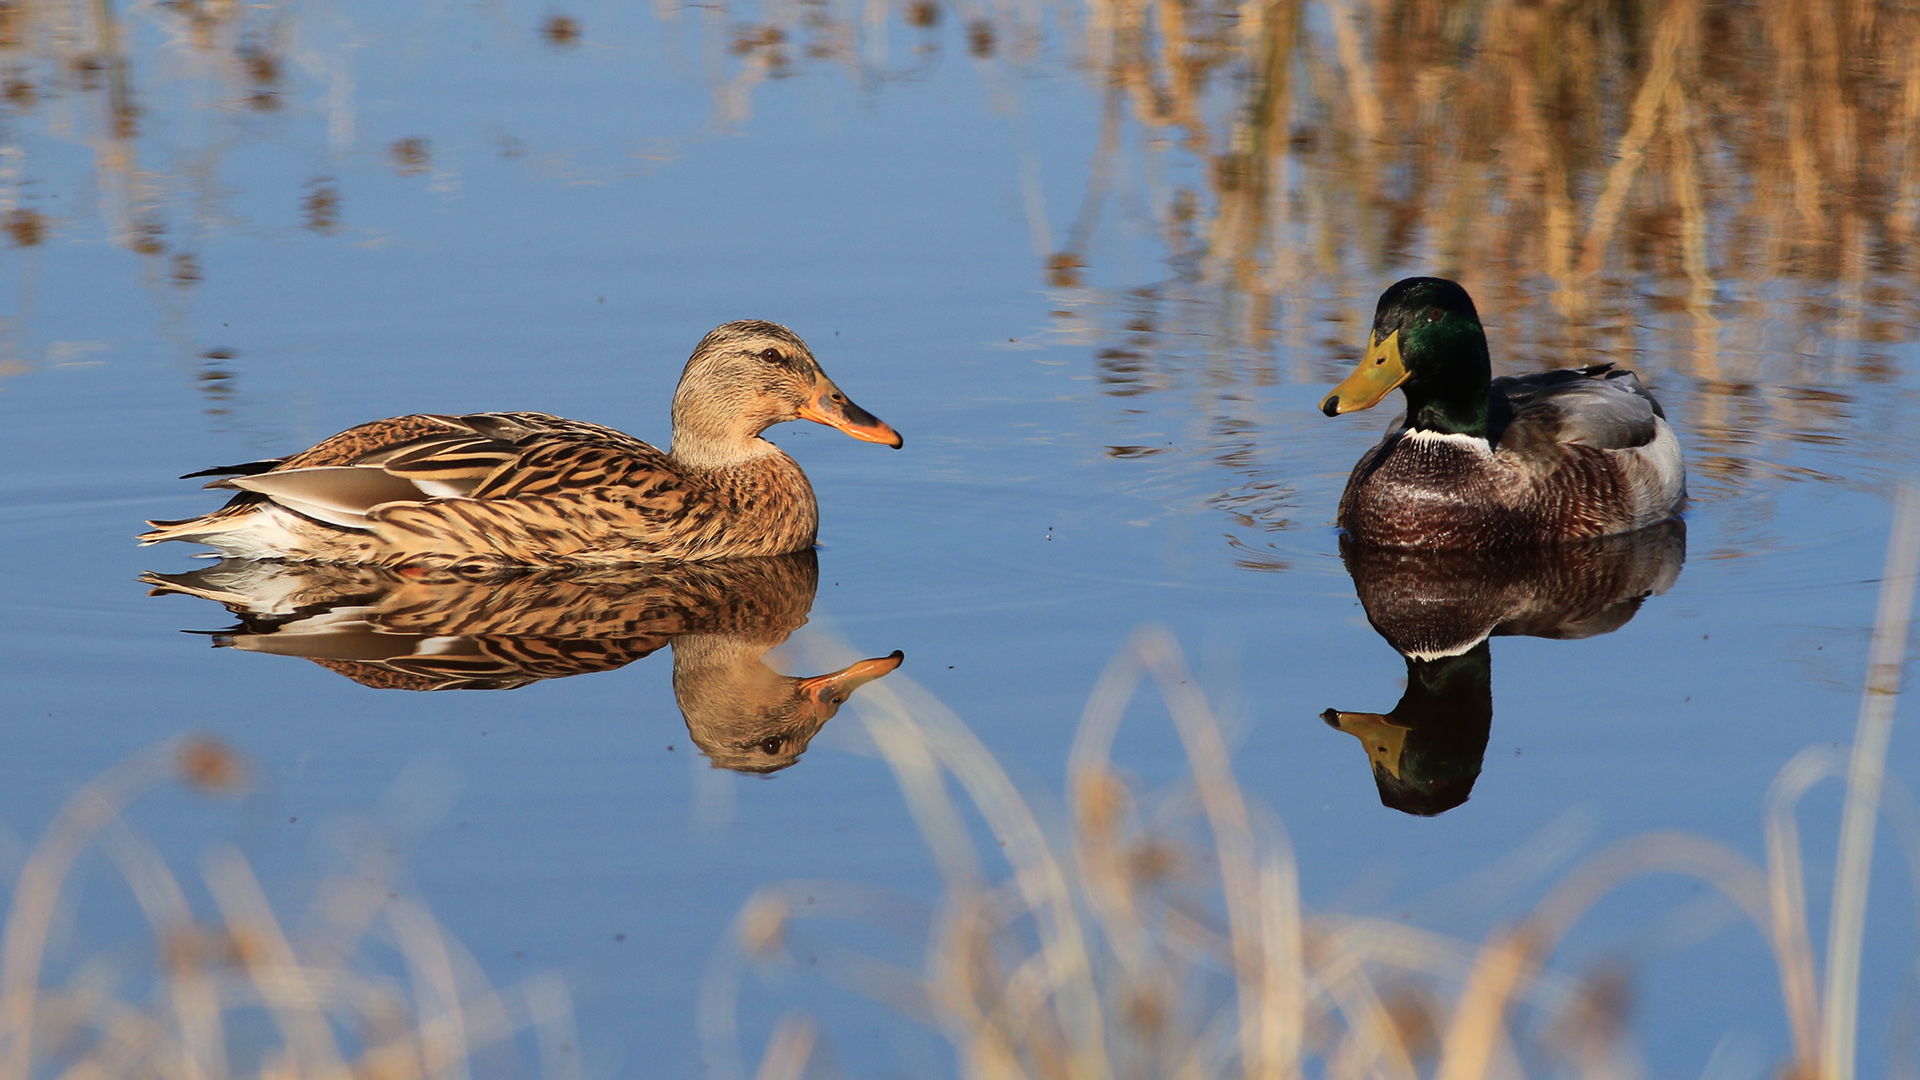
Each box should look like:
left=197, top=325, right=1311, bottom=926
left=0, top=737, right=580, bottom=1078
left=713, top=495, right=1920, bottom=1080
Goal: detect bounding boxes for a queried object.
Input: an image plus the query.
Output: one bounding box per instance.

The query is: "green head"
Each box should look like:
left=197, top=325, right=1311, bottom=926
left=1319, top=277, right=1493, bottom=437
left=1319, top=643, right=1493, bottom=817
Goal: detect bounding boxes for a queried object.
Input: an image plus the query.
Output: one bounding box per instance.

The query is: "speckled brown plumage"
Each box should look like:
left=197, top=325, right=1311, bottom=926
left=356, top=423, right=821, bottom=566
left=139, top=321, right=899, bottom=567
left=142, top=551, right=903, bottom=772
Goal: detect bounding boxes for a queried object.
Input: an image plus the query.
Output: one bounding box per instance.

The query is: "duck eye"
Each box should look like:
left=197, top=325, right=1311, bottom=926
left=758, top=347, right=785, bottom=363
left=1426, top=307, right=1444, bottom=323
left=758, top=737, right=784, bottom=755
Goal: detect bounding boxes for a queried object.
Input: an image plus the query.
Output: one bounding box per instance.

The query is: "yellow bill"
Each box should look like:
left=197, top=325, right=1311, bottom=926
left=1319, top=329, right=1408, bottom=416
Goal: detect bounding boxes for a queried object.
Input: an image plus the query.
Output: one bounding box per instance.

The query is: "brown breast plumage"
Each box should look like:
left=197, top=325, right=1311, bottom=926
left=1338, top=429, right=1646, bottom=548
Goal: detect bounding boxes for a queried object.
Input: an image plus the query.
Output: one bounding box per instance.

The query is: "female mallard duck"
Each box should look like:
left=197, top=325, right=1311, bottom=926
left=139, top=321, right=901, bottom=568
left=143, top=551, right=903, bottom=773
left=1320, top=277, right=1684, bottom=548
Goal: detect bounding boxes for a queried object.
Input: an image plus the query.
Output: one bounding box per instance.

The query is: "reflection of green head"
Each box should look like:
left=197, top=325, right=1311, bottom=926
left=1321, top=643, right=1493, bottom=817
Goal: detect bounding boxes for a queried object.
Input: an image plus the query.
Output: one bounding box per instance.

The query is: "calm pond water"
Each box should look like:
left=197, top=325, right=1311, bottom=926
left=0, top=0, right=1916, bottom=1074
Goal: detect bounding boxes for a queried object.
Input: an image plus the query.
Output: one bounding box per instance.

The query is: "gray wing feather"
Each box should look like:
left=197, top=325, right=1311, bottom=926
left=1494, top=365, right=1664, bottom=451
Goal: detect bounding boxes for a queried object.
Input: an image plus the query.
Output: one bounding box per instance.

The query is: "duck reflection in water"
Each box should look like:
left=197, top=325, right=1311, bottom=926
left=1321, top=521, right=1684, bottom=816
left=142, top=550, right=900, bottom=774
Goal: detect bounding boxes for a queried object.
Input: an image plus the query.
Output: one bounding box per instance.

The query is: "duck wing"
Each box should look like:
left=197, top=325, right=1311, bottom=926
left=361, top=422, right=704, bottom=566
left=151, top=412, right=739, bottom=565
left=1491, top=363, right=1664, bottom=452
left=180, top=408, right=552, bottom=484
left=220, top=413, right=685, bottom=544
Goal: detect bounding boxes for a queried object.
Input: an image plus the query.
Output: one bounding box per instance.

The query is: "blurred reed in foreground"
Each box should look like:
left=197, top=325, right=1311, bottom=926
left=711, top=491, right=1920, bottom=1080
left=0, top=737, right=578, bottom=1080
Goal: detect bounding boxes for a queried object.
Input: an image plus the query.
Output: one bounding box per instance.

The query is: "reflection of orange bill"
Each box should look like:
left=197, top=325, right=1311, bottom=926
left=798, top=650, right=906, bottom=708
left=799, top=380, right=904, bottom=448
left=1319, top=329, right=1409, bottom=416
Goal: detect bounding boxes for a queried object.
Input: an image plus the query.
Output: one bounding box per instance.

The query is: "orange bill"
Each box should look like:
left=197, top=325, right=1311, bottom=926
left=797, top=650, right=905, bottom=711
left=1319, top=329, right=1409, bottom=417
left=800, top=378, right=904, bottom=448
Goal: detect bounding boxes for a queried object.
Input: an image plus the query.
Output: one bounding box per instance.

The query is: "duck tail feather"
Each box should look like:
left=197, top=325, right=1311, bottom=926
left=181, top=458, right=286, bottom=480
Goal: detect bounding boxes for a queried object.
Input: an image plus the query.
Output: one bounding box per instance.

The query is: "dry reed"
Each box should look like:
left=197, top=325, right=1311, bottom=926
left=0, top=736, right=579, bottom=1080
left=711, top=488, right=1920, bottom=1079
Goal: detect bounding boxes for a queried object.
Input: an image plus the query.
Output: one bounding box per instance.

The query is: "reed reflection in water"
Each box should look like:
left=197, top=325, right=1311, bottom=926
left=142, top=551, right=903, bottom=773
left=1009, top=0, right=1920, bottom=545
left=0, top=0, right=1903, bottom=529
left=1323, top=522, right=1686, bottom=815
left=673, top=0, right=1920, bottom=557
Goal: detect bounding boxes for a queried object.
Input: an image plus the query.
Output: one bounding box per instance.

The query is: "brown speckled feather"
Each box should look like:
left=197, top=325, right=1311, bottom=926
left=364, top=450, right=817, bottom=568
left=141, top=552, right=820, bottom=690
left=283, top=413, right=484, bottom=468
left=142, top=551, right=903, bottom=773
left=138, top=321, right=898, bottom=566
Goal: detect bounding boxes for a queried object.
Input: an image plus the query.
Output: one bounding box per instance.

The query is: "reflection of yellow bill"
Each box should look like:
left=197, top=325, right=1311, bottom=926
left=1320, top=708, right=1410, bottom=780
left=1319, top=329, right=1409, bottom=416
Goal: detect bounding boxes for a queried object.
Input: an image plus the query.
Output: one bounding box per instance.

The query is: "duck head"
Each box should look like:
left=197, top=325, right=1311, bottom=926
left=1319, top=277, right=1493, bottom=438
left=675, top=645, right=905, bottom=773
left=670, top=320, right=902, bottom=468
left=1321, top=644, right=1493, bottom=817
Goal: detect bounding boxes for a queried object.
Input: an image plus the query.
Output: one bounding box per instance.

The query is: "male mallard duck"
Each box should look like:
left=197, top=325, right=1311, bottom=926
left=1321, top=521, right=1684, bottom=815
left=1320, top=278, right=1684, bottom=548
left=140, top=321, right=901, bottom=568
